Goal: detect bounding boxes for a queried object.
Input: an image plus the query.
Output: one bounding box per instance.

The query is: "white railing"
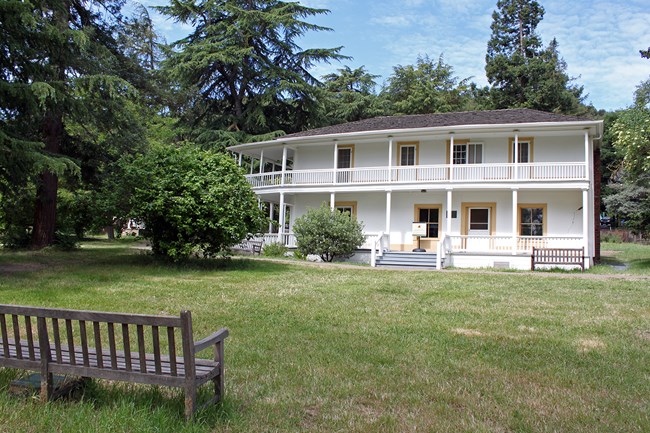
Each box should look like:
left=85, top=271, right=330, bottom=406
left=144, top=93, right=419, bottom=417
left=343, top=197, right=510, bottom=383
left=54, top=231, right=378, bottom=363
left=446, top=235, right=584, bottom=254
left=370, top=232, right=390, bottom=267
left=246, top=162, right=587, bottom=188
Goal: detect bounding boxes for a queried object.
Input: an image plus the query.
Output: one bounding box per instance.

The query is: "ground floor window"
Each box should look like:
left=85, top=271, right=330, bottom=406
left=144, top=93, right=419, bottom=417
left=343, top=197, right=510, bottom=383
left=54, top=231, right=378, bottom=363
left=335, top=201, right=357, bottom=217
left=519, top=204, right=546, bottom=236
left=415, top=206, right=440, bottom=238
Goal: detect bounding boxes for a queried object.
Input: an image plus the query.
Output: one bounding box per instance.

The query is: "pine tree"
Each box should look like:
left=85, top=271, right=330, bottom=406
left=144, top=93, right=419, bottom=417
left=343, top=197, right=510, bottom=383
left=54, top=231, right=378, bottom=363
left=0, top=0, right=144, bottom=248
left=485, top=0, right=584, bottom=113
left=159, top=0, right=348, bottom=142
left=322, top=66, right=382, bottom=123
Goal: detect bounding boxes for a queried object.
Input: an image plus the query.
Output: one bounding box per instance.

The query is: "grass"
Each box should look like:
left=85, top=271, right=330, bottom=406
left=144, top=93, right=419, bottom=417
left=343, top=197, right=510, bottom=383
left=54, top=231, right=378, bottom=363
left=592, top=242, right=650, bottom=274
left=0, top=239, right=649, bottom=432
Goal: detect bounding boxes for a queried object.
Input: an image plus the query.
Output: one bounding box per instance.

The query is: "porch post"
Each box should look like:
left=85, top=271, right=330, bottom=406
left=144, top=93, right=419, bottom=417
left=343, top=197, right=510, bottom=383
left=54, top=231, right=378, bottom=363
left=279, top=193, right=286, bottom=242
left=388, top=137, right=393, bottom=182
left=449, top=134, right=454, bottom=181
left=513, top=132, right=519, bottom=181
left=584, top=130, right=590, bottom=179
left=330, top=192, right=335, bottom=210
left=385, top=191, right=392, bottom=234
left=250, top=157, right=255, bottom=175
left=512, top=188, right=518, bottom=255
left=268, top=202, right=274, bottom=234
left=281, top=145, right=288, bottom=186
left=333, top=141, right=339, bottom=184
left=259, top=149, right=264, bottom=174
left=582, top=188, right=589, bottom=269
left=238, top=153, right=242, bottom=166
left=446, top=189, right=452, bottom=235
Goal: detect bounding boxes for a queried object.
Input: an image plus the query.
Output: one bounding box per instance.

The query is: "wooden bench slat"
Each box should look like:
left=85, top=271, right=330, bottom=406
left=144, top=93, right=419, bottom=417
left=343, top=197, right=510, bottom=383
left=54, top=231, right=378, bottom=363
left=0, top=315, right=9, bottom=358
left=168, top=326, right=177, bottom=377
left=79, top=320, right=90, bottom=367
left=52, top=318, right=63, bottom=363
left=93, top=321, right=103, bottom=368
left=108, top=322, right=117, bottom=369
left=25, top=316, right=35, bottom=361
left=12, top=315, right=22, bottom=360
left=137, top=325, right=147, bottom=373
left=122, top=323, right=132, bottom=371
left=152, top=326, right=162, bottom=375
left=65, top=319, right=76, bottom=366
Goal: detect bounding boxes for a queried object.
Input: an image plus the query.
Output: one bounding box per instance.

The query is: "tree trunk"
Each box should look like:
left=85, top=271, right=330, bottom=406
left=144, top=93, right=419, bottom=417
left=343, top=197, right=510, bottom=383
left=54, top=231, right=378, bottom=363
left=31, top=111, right=63, bottom=249
left=105, top=225, right=115, bottom=240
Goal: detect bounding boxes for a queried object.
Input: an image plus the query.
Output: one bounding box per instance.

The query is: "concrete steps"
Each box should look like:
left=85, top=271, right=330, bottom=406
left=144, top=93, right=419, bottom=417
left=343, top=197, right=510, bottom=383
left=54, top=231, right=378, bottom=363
left=375, top=251, right=440, bottom=270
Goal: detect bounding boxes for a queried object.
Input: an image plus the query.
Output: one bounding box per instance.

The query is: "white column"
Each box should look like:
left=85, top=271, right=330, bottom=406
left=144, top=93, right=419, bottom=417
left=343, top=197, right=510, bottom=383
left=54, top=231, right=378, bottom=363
left=449, top=134, right=454, bottom=181
left=330, top=192, right=335, bottom=210
left=281, top=145, right=288, bottom=186
left=279, top=193, right=286, bottom=239
left=333, top=142, right=339, bottom=184
left=250, top=157, right=255, bottom=175
left=268, top=202, right=274, bottom=234
left=259, top=149, right=264, bottom=174
left=388, top=137, right=393, bottom=182
left=513, top=132, right=519, bottom=181
left=584, top=130, right=590, bottom=179
left=385, top=191, right=392, bottom=234
left=512, top=189, right=518, bottom=255
left=446, top=189, right=453, bottom=235
left=238, top=153, right=242, bottom=166
left=582, top=189, right=589, bottom=269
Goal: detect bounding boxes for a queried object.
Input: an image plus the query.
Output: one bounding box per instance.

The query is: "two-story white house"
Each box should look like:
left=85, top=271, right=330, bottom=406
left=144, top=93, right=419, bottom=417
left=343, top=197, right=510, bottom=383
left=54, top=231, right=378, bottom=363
left=230, top=109, right=603, bottom=270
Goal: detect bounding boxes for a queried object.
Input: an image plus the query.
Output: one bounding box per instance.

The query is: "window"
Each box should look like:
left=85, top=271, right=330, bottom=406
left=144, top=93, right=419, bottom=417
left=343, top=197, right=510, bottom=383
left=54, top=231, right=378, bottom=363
left=335, top=201, right=357, bottom=217
left=337, top=146, right=353, bottom=169
left=417, top=207, right=440, bottom=238
left=519, top=205, right=545, bottom=236
left=509, top=137, right=534, bottom=163
left=400, top=145, right=416, bottom=166
left=469, top=208, right=489, bottom=231
left=453, top=143, right=482, bottom=164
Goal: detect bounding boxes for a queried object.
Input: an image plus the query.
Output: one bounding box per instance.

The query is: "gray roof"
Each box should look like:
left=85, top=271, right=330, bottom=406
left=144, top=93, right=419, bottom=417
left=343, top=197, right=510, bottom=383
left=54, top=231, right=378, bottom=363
left=283, top=109, right=592, bottom=139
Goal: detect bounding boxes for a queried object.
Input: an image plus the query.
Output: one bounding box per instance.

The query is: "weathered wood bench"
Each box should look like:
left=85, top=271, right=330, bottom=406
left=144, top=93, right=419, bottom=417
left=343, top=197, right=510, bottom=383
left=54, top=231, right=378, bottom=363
left=531, top=247, right=585, bottom=272
left=249, top=239, right=264, bottom=255
left=0, top=304, right=228, bottom=420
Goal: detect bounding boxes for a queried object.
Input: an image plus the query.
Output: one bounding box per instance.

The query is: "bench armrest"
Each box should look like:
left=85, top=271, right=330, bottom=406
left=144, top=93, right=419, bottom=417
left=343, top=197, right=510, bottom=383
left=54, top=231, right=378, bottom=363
left=194, top=328, right=229, bottom=354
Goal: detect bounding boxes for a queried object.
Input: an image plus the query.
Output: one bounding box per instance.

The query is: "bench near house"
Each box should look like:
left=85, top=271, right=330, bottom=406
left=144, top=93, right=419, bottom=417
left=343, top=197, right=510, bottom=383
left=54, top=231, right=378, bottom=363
left=0, top=304, right=228, bottom=420
left=230, top=109, right=603, bottom=270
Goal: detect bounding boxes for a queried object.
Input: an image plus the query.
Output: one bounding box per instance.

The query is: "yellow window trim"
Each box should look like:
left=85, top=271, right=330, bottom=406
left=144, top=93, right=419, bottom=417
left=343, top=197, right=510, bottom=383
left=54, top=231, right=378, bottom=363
left=460, top=202, right=497, bottom=235
left=517, top=203, right=547, bottom=235
left=413, top=204, right=442, bottom=239
left=337, top=144, right=355, bottom=168
left=508, top=137, right=535, bottom=163
left=335, top=201, right=357, bottom=217
left=397, top=141, right=420, bottom=166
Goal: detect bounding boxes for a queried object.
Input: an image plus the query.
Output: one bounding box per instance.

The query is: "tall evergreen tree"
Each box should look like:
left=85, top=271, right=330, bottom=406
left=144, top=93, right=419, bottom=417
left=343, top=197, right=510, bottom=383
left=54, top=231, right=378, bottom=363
left=322, top=66, right=382, bottom=123
left=0, top=0, right=144, bottom=248
left=159, top=0, right=348, bottom=144
left=485, top=0, right=584, bottom=113
left=381, top=55, right=472, bottom=115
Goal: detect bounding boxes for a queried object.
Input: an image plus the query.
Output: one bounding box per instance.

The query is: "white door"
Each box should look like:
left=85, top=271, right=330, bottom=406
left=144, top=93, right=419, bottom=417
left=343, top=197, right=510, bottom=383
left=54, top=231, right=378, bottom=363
left=467, top=207, right=490, bottom=250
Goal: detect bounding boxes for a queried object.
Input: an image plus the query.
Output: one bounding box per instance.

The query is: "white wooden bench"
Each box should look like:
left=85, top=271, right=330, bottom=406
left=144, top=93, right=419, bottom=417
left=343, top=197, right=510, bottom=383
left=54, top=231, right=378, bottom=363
left=0, top=304, right=228, bottom=420
left=531, top=247, right=585, bottom=272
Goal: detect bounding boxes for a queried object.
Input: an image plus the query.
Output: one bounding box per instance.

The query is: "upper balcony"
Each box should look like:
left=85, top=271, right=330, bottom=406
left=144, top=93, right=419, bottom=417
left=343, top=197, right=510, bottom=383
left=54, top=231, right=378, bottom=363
left=245, top=162, right=587, bottom=190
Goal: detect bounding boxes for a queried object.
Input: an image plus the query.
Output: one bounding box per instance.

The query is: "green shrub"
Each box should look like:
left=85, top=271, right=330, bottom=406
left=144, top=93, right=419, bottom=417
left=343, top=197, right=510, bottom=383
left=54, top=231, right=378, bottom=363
left=262, top=242, right=288, bottom=257
left=293, top=204, right=365, bottom=262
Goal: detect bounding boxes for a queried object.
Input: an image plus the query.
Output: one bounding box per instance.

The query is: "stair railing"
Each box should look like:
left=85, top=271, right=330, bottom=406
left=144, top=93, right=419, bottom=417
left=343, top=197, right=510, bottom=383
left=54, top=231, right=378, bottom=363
left=370, top=231, right=385, bottom=267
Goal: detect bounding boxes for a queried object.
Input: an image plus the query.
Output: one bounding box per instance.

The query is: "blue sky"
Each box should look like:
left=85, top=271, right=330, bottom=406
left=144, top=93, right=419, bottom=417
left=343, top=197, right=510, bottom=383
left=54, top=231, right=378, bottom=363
left=135, top=0, right=650, bottom=111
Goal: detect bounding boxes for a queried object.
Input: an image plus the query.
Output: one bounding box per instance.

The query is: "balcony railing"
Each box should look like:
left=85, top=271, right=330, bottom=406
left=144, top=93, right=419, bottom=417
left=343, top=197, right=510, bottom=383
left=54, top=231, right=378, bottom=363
left=246, top=162, right=587, bottom=188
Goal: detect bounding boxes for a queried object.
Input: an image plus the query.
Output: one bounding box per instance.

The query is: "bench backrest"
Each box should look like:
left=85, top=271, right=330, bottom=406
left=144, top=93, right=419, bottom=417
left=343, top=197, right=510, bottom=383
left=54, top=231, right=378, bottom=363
left=532, top=247, right=584, bottom=263
left=0, top=304, right=194, bottom=377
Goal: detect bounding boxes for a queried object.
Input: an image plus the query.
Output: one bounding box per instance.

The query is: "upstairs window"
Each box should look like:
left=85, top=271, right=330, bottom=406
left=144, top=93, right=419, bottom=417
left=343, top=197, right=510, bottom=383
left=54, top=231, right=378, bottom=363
left=337, top=146, right=354, bottom=169
left=453, top=143, right=483, bottom=164
left=398, top=142, right=419, bottom=166
left=509, top=137, right=534, bottom=163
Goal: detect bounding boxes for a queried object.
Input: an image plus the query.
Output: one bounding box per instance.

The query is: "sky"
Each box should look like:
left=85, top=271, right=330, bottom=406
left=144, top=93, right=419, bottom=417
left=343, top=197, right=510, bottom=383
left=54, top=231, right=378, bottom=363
left=134, top=0, right=650, bottom=112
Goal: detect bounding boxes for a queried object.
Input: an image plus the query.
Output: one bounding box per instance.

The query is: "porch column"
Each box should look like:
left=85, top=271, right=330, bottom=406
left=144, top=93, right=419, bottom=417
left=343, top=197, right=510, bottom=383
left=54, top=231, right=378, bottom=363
left=281, top=145, right=288, bottom=186
left=513, top=132, right=519, bottom=181
left=584, top=130, right=590, bottom=179
left=279, top=193, right=286, bottom=240
left=385, top=191, right=392, bottom=234
left=268, top=202, right=274, bottom=234
left=388, top=137, right=393, bottom=182
left=446, top=189, right=453, bottom=235
left=582, top=188, right=589, bottom=269
left=512, top=189, right=518, bottom=255
left=259, top=149, right=264, bottom=174
left=449, top=134, right=454, bottom=181
left=250, top=157, right=255, bottom=175
left=238, top=153, right=242, bottom=166
left=330, top=192, right=335, bottom=210
left=257, top=197, right=261, bottom=209
left=333, top=141, right=339, bottom=184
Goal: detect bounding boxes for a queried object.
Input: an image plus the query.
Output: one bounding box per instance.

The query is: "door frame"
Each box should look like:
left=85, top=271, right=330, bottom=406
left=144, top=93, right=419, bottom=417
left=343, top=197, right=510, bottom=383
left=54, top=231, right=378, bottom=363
left=461, top=202, right=496, bottom=235
left=413, top=204, right=442, bottom=250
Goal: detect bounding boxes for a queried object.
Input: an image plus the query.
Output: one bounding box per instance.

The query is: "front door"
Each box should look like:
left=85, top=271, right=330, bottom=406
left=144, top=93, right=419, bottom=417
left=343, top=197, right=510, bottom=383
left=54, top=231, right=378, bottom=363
left=467, top=207, right=490, bottom=250
left=414, top=206, right=440, bottom=251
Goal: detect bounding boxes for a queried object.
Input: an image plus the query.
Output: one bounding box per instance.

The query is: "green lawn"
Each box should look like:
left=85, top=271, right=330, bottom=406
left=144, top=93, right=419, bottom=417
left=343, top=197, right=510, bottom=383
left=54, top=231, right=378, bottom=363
left=593, top=241, right=650, bottom=274
left=0, top=240, right=649, bottom=432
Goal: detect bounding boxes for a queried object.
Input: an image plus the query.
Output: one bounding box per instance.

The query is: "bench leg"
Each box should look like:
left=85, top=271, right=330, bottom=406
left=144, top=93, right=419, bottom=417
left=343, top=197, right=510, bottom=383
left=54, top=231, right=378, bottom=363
left=184, top=383, right=197, bottom=421
left=214, top=341, right=224, bottom=402
left=40, top=372, right=53, bottom=402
